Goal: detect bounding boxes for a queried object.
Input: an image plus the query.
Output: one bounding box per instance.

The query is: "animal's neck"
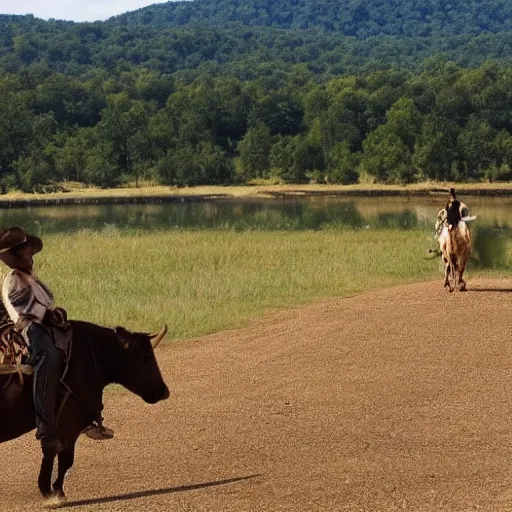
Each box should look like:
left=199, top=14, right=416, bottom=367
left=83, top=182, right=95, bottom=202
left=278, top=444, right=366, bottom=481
left=91, top=333, right=123, bottom=389
left=71, top=321, right=122, bottom=390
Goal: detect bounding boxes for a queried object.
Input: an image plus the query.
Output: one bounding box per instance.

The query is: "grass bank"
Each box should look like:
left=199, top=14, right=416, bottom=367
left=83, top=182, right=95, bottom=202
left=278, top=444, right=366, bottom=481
left=12, top=228, right=511, bottom=341
left=2, top=181, right=512, bottom=208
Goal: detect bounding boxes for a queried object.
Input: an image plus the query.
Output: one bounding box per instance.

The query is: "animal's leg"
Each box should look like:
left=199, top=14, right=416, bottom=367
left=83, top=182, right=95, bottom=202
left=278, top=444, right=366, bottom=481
left=458, top=254, right=469, bottom=291
left=448, top=250, right=459, bottom=291
left=38, top=452, right=55, bottom=497
left=52, top=443, right=76, bottom=498
left=449, top=265, right=456, bottom=292
left=451, top=257, right=458, bottom=290
left=443, top=258, right=452, bottom=291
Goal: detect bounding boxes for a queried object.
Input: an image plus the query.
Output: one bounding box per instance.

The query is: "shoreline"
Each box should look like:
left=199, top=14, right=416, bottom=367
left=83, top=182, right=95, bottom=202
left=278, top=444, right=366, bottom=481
left=1, top=183, right=512, bottom=208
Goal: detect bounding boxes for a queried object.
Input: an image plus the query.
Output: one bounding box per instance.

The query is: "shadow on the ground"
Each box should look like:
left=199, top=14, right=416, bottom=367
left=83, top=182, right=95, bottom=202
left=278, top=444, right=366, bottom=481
left=467, top=288, right=512, bottom=293
left=57, top=474, right=261, bottom=509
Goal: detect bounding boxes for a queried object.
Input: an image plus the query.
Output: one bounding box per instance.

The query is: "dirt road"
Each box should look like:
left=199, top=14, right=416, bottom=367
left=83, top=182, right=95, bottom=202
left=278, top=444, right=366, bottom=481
left=2, top=279, right=512, bottom=511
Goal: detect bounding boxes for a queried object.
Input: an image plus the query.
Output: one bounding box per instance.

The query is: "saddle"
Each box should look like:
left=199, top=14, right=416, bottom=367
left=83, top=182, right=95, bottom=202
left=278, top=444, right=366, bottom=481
left=0, top=304, right=72, bottom=382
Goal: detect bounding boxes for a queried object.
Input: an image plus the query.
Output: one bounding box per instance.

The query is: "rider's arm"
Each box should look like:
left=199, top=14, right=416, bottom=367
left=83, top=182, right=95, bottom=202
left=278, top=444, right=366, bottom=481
left=435, top=209, right=446, bottom=233
left=2, top=271, right=34, bottom=322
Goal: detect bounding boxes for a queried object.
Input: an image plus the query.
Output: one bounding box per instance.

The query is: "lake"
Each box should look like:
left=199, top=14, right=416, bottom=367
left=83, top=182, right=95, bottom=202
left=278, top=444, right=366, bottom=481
left=0, top=196, right=511, bottom=235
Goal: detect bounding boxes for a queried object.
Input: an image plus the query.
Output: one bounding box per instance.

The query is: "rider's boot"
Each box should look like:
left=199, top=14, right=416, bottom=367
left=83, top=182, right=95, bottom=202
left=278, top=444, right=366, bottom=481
left=82, top=420, right=114, bottom=440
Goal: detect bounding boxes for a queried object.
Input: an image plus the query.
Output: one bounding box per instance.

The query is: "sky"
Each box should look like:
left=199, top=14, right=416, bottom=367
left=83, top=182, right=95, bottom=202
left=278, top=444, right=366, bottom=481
left=0, top=0, right=171, bottom=22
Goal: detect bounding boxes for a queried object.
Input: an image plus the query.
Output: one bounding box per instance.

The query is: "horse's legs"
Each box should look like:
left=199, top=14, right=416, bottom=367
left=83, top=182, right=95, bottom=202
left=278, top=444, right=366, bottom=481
left=443, top=258, right=452, bottom=291
left=52, top=442, right=76, bottom=498
left=451, top=254, right=459, bottom=290
left=458, top=254, right=469, bottom=291
left=38, top=451, right=56, bottom=497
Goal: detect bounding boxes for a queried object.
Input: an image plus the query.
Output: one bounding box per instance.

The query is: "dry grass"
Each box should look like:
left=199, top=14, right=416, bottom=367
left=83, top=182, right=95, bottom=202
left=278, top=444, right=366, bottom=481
left=2, top=181, right=512, bottom=203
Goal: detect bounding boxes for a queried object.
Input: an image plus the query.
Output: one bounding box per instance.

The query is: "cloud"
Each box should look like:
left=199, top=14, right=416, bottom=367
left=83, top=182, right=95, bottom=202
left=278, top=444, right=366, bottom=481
left=0, top=0, right=170, bottom=22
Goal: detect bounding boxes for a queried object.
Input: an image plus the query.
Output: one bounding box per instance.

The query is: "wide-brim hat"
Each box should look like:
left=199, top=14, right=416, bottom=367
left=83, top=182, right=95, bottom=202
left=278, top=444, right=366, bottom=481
left=0, top=226, right=43, bottom=267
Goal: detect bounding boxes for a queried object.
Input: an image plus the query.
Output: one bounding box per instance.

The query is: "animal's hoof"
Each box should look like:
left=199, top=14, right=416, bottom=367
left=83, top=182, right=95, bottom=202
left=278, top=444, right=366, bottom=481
left=459, top=283, right=467, bottom=292
left=42, top=494, right=66, bottom=509
left=51, top=487, right=65, bottom=498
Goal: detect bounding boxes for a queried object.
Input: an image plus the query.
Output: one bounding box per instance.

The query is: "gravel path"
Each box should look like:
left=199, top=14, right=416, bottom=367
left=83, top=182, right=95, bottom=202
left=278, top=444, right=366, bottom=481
left=2, top=279, right=512, bottom=511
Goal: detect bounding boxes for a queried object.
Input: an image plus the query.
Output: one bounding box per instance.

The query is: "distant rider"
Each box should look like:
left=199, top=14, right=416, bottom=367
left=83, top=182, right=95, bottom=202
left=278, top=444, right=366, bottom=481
left=434, top=188, right=469, bottom=239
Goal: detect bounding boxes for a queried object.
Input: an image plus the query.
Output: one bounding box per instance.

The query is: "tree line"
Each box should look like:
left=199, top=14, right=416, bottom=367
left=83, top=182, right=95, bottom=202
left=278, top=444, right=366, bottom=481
left=1, top=58, right=512, bottom=192
left=113, top=0, right=512, bottom=38
left=2, top=8, right=512, bottom=80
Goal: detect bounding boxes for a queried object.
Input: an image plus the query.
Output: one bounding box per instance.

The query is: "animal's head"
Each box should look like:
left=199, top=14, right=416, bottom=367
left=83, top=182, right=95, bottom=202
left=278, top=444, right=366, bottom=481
left=114, top=325, right=170, bottom=404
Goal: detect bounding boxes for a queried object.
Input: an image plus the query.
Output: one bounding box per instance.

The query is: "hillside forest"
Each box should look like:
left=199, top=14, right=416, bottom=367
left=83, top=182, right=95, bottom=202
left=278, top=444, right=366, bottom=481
left=1, top=0, right=512, bottom=190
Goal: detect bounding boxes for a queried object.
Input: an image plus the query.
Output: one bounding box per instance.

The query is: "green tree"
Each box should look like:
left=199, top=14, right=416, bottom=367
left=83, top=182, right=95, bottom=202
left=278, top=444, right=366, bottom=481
left=327, top=142, right=360, bottom=184
left=34, top=73, right=87, bottom=125
left=98, top=93, right=156, bottom=186
left=270, top=135, right=309, bottom=184
left=412, top=116, right=461, bottom=181
left=54, top=128, right=94, bottom=183
left=361, top=125, right=411, bottom=183
left=84, top=141, right=122, bottom=188
left=14, top=149, right=55, bottom=192
left=237, top=123, right=272, bottom=180
left=249, top=91, right=303, bottom=136
left=385, top=97, right=423, bottom=152
left=491, top=130, right=512, bottom=180
left=457, top=116, right=497, bottom=180
left=0, top=91, right=35, bottom=189
left=157, top=142, right=232, bottom=186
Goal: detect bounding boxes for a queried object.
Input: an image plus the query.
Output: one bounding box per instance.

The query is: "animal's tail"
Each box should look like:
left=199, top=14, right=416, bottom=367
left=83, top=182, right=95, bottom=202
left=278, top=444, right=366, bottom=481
left=425, top=248, right=441, bottom=259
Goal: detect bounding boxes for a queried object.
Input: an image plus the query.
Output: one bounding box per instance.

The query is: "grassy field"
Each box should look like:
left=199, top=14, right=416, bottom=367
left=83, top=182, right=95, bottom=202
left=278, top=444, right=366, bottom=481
left=9, top=228, right=509, bottom=342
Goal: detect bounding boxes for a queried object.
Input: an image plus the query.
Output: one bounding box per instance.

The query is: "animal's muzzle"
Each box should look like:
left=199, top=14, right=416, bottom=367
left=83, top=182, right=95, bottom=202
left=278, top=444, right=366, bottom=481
left=143, top=383, right=170, bottom=404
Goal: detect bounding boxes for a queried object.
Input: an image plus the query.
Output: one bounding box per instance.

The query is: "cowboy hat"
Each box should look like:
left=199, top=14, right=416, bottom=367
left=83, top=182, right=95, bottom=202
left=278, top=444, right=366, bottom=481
left=0, top=227, right=43, bottom=267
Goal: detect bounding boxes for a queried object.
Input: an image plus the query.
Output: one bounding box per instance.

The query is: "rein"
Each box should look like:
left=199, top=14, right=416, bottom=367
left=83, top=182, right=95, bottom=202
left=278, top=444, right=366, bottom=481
left=56, top=330, right=105, bottom=426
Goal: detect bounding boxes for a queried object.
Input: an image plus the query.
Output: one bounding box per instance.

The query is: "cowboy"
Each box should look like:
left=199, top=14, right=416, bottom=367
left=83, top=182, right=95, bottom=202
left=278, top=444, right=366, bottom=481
left=0, top=227, right=113, bottom=453
left=434, top=188, right=469, bottom=238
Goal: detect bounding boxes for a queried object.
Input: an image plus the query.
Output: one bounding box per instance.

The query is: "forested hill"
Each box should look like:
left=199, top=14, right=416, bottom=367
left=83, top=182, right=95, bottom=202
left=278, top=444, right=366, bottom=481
left=2, top=0, right=512, bottom=78
left=111, top=0, right=512, bottom=38
left=1, top=1, right=512, bottom=193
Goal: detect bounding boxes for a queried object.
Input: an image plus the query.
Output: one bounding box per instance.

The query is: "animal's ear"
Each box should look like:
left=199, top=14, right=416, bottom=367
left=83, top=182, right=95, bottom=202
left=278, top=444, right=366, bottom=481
left=115, top=327, right=133, bottom=350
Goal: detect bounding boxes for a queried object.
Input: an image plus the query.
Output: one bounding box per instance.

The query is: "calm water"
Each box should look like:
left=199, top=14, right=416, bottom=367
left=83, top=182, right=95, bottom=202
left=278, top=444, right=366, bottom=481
left=0, top=196, right=511, bottom=235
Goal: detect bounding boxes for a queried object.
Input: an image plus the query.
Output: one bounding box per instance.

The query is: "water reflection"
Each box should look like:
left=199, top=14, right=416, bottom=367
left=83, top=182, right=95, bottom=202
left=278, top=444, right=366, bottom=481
left=0, top=196, right=511, bottom=236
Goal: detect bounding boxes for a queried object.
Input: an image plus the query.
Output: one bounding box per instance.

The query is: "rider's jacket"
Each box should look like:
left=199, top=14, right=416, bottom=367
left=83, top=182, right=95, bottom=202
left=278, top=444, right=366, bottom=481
left=1, top=269, right=54, bottom=342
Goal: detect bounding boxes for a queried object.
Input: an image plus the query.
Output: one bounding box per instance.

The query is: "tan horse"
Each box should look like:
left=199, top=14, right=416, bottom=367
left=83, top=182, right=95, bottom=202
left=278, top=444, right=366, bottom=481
left=438, top=221, right=471, bottom=292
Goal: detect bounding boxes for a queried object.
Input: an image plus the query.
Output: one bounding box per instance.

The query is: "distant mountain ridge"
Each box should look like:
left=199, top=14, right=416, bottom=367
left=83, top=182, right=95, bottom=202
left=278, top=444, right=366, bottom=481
left=109, top=0, right=512, bottom=38
left=1, top=0, right=512, bottom=39
left=1, top=0, right=512, bottom=78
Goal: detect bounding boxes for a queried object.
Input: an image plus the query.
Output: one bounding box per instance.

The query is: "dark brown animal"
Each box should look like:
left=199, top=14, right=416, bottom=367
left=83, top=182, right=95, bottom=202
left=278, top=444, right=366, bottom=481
left=0, top=319, right=169, bottom=502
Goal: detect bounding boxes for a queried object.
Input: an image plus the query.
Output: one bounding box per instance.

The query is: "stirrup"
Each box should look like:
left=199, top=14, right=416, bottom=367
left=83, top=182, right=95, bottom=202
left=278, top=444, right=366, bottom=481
left=82, top=421, right=114, bottom=440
